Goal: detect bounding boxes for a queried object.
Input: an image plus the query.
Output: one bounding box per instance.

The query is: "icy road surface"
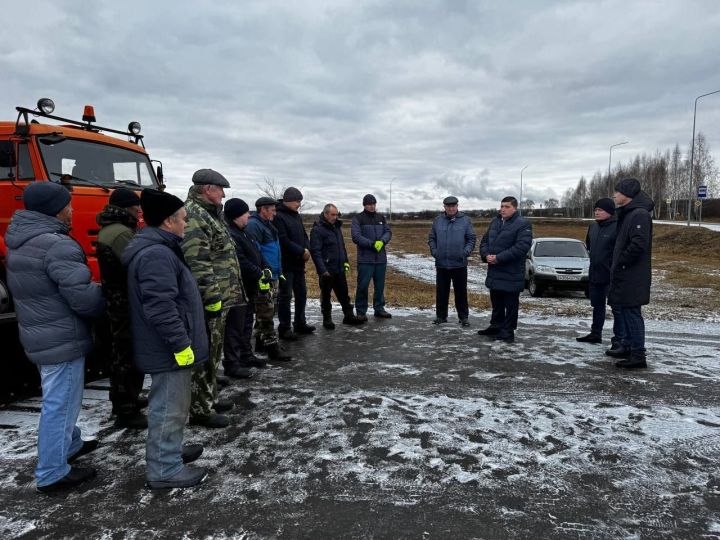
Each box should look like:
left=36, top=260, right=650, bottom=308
left=1, top=309, right=719, bottom=538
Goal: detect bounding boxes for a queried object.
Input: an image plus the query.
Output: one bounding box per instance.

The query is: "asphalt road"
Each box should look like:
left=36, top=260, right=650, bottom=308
left=1, top=309, right=719, bottom=539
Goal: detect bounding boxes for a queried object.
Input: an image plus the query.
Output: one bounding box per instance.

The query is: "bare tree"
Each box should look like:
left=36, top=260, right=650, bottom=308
left=256, top=176, right=284, bottom=200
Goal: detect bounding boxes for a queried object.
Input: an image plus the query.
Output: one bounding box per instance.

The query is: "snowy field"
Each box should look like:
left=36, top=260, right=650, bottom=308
left=1, top=301, right=719, bottom=538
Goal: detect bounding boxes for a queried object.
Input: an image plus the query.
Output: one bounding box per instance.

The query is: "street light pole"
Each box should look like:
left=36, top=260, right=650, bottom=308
left=608, top=141, right=629, bottom=195
left=519, top=165, right=528, bottom=215
left=687, top=89, right=720, bottom=225
left=389, top=177, right=396, bottom=223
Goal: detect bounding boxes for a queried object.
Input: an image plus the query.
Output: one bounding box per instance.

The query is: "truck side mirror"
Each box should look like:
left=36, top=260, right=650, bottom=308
left=0, top=141, right=17, bottom=169
left=156, top=164, right=165, bottom=191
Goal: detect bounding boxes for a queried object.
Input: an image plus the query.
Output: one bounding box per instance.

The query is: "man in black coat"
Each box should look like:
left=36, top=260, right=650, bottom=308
left=606, top=178, right=654, bottom=369
left=274, top=187, right=315, bottom=339
left=478, top=196, right=533, bottom=342
left=124, top=189, right=209, bottom=489
left=309, top=204, right=365, bottom=329
left=576, top=198, right=620, bottom=345
left=223, top=198, right=291, bottom=367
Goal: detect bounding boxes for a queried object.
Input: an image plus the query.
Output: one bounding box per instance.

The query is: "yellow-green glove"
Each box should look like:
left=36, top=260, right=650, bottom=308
left=174, top=346, right=195, bottom=366
left=374, top=240, right=384, bottom=253
left=343, top=262, right=350, bottom=277
left=259, top=268, right=273, bottom=291
left=279, top=274, right=286, bottom=282
left=205, top=300, right=222, bottom=318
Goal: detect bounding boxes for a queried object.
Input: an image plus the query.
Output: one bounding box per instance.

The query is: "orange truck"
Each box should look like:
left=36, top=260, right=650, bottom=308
left=0, top=98, right=164, bottom=322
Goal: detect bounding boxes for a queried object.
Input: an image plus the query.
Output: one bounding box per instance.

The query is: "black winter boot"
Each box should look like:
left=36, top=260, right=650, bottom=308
left=267, top=343, right=292, bottom=362
left=342, top=308, right=365, bottom=325
left=576, top=333, right=602, bottom=344
left=323, top=314, right=336, bottom=330
left=605, top=344, right=631, bottom=358
left=615, top=352, right=648, bottom=369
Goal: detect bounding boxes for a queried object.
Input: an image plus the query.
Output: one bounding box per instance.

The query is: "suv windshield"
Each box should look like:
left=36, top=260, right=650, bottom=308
left=38, top=137, right=157, bottom=188
left=534, top=241, right=588, bottom=258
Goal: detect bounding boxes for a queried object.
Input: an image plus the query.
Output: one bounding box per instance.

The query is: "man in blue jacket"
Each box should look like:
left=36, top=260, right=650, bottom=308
left=428, top=196, right=477, bottom=326
left=244, top=197, right=293, bottom=362
left=351, top=194, right=393, bottom=320
left=310, top=203, right=365, bottom=329
left=6, top=182, right=105, bottom=493
left=478, top=196, right=533, bottom=342
left=124, top=189, right=209, bottom=489
left=576, top=198, right=620, bottom=345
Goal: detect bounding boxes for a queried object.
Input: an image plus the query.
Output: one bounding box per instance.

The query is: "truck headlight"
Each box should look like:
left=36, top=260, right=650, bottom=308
left=536, top=265, right=555, bottom=273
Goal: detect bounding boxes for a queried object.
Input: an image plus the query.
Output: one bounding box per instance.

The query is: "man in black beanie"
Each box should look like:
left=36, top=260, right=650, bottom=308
left=606, top=178, right=654, bottom=369
left=576, top=197, right=620, bottom=345
left=6, top=182, right=105, bottom=492
left=96, top=188, right=147, bottom=429
left=123, top=189, right=209, bottom=488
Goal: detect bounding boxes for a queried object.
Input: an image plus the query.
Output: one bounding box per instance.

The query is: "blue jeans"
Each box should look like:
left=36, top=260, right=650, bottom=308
left=589, top=284, right=621, bottom=342
left=36, top=357, right=85, bottom=487
left=277, top=269, right=308, bottom=332
left=146, top=369, right=192, bottom=482
left=355, top=263, right=387, bottom=315
left=615, top=306, right=646, bottom=353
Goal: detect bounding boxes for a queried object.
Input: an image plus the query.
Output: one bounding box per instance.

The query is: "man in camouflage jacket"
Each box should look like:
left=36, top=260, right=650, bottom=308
left=182, top=169, right=247, bottom=428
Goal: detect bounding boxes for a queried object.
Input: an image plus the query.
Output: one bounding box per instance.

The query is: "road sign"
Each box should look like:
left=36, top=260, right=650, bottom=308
left=695, top=200, right=702, bottom=207
left=697, top=185, right=708, bottom=199
left=665, top=198, right=671, bottom=204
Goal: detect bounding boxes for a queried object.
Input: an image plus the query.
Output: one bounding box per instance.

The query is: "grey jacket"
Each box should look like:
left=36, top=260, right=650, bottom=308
left=5, top=210, right=105, bottom=365
left=428, top=212, right=477, bottom=269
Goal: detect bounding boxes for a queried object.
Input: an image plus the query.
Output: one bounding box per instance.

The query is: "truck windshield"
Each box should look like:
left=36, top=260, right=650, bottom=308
left=38, top=138, right=157, bottom=188
left=534, top=241, right=588, bottom=258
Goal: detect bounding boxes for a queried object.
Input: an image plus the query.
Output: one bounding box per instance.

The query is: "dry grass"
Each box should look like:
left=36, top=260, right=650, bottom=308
left=302, top=219, right=720, bottom=310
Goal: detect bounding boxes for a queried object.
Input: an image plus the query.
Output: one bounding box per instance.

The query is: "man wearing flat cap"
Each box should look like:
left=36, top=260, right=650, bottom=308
left=274, top=186, right=315, bottom=340
left=606, top=178, right=654, bottom=369
left=351, top=193, right=393, bottom=320
left=96, top=188, right=147, bottom=429
left=244, top=196, right=292, bottom=361
left=124, top=189, right=208, bottom=489
left=182, top=169, right=248, bottom=429
left=428, top=196, right=476, bottom=326
left=6, top=182, right=105, bottom=492
left=576, top=197, right=620, bottom=346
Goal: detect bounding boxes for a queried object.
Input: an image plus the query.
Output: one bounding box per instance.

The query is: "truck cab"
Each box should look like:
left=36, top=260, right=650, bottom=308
left=0, top=98, right=163, bottom=320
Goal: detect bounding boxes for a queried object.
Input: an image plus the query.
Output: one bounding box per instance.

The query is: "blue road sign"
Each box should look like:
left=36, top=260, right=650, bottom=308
left=697, top=185, right=708, bottom=199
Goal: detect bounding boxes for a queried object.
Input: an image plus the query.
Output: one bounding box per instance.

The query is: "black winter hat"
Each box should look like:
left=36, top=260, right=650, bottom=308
left=614, top=178, right=641, bottom=198
left=255, top=196, right=277, bottom=208
left=141, top=189, right=184, bottom=227
left=191, top=169, right=230, bottom=187
left=23, top=181, right=71, bottom=217
left=282, top=186, right=303, bottom=202
left=224, top=198, right=249, bottom=220
left=109, top=187, right=141, bottom=208
left=593, top=197, right=615, bottom=215
left=363, top=194, right=377, bottom=205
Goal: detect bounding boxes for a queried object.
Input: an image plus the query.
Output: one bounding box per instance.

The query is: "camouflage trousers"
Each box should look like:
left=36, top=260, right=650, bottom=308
left=253, top=281, right=279, bottom=348
left=190, top=311, right=227, bottom=419
left=107, top=312, right=144, bottom=417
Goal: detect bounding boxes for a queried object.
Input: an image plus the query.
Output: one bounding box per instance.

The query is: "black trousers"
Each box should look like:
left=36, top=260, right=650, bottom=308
left=320, top=272, right=352, bottom=317
left=222, top=304, right=248, bottom=368
left=489, top=289, right=520, bottom=334
left=435, top=267, right=469, bottom=320
left=278, top=269, right=308, bottom=331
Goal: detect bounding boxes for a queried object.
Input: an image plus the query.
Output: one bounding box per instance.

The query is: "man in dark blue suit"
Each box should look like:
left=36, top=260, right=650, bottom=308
left=478, top=196, right=533, bottom=342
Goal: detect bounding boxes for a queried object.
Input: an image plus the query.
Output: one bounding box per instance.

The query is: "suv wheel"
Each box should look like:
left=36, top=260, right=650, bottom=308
left=528, top=275, right=543, bottom=297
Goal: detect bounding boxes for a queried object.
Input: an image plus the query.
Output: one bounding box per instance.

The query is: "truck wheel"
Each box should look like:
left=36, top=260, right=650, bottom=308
left=528, top=275, right=543, bottom=297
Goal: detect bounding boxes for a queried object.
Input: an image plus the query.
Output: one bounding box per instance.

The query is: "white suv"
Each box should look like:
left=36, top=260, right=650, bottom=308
left=525, top=238, right=590, bottom=297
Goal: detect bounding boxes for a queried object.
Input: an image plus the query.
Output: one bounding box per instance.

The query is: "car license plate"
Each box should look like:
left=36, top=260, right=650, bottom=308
left=557, top=275, right=581, bottom=281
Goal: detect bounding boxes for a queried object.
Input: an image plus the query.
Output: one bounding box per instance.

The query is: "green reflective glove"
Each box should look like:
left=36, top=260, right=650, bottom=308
left=374, top=240, right=384, bottom=253
left=279, top=274, right=286, bottom=282
left=260, top=268, right=273, bottom=282
left=204, top=300, right=222, bottom=318
left=343, top=262, right=350, bottom=277
left=174, top=346, right=195, bottom=366
left=258, top=278, right=271, bottom=291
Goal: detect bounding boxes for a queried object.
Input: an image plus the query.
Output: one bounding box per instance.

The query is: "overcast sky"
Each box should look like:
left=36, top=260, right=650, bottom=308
left=3, top=0, right=720, bottom=212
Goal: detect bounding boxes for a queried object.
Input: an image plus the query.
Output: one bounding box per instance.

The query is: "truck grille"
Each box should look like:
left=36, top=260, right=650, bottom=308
left=555, top=268, right=582, bottom=274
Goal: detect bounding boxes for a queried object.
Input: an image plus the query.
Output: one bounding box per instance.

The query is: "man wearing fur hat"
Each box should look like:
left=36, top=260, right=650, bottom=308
left=6, top=182, right=105, bottom=492
left=606, top=178, right=654, bottom=369
left=576, top=197, right=620, bottom=346
left=96, top=188, right=147, bottom=429
left=182, top=169, right=248, bottom=429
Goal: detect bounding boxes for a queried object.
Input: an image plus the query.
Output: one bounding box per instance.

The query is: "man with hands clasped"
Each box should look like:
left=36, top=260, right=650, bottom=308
left=124, top=189, right=209, bottom=489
